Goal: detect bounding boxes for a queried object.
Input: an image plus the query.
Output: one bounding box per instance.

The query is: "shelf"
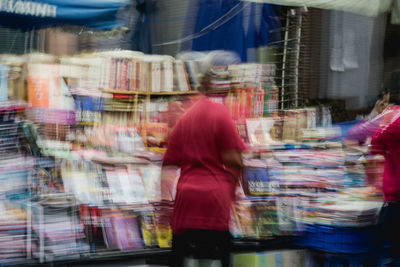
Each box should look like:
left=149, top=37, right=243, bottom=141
left=79, top=249, right=171, bottom=262
left=232, top=236, right=295, bottom=252
left=205, top=89, right=231, bottom=94
left=0, top=238, right=295, bottom=266
left=103, top=90, right=200, bottom=96
left=44, top=249, right=171, bottom=266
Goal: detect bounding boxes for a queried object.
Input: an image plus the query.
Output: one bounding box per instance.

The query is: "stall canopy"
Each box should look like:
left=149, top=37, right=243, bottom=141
left=0, top=0, right=131, bottom=30
left=241, top=0, right=393, bottom=17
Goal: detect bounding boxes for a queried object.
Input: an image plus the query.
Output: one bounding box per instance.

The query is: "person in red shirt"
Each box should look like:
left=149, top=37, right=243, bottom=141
left=370, top=70, right=400, bottom=266
left=162, top=51, right=245, bottom=267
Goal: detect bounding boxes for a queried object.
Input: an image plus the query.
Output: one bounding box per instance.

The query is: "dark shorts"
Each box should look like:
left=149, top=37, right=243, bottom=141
left=170, top=229, right=232, bottom=267
left=379, top=202, right=400, bottom=257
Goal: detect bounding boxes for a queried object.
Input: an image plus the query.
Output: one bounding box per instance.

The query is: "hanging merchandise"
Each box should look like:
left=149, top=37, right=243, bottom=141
left=240, top=0, right=392, bottom=18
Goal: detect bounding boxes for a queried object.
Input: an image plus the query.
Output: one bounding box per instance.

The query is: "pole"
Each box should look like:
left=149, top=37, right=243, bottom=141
left=281, top=9, right=291, bottom=109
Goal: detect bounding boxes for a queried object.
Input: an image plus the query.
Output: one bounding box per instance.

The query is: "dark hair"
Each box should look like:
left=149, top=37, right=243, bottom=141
left=383, top=70, right=400, bottom=105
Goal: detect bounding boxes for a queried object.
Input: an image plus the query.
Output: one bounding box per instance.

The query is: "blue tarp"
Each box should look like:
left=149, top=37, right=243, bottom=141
left=0, top=0, right=131, bottom=30
left=191, top=0, right=282, bottom=61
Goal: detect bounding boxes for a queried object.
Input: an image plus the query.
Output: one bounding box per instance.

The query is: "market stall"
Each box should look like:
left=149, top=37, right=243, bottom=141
left=0, top=47, right=386, bottom=266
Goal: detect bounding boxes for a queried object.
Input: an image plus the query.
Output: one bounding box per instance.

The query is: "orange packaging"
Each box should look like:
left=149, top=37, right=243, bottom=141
left=27, top=64, right=60, bottom=108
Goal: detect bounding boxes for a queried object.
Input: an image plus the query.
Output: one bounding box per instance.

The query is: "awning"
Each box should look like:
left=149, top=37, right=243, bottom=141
left=241, top=0, right=393, bottom=17
left=0, top=0, right=131, bottom=30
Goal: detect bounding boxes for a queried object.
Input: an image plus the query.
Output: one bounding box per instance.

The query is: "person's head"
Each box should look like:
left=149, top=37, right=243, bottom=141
left=197, top=50, right=241, bottom=94
left=376, top=90, right=390, bottom=107
left=383, top=70, right=400, bottom=105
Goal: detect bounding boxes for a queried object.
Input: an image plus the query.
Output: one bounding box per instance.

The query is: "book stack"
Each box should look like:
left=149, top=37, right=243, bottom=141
left=69, top=51, right=191, bottom=93
left=228, top=64, right=276, bottom=87
left=101, top=208, right=143, bottom=251
left=29, top=157, right=63, bottom=196
left=70, top=88, right=105, bottom=126
left=26, top=63, right=76, bottom=156
left=60, top=55, right=104, bottom=90
left=27, top=63, right=76, bottom=124
left=242, top=107, right=335, bottom=147
left=0, top=102, right=34, bottom=264
left=229, top=64, right=278, bottom=117
left=0, top=201, right=29, bottom=264
left=202, top=63, right=279, bottom=121
left=81, top=125, right=145, bottom=155
left=56, top=159, right=174, bottom=250
left=224, top=87, right=265, bottom=120
left=102, top=98, right=135, bottom=113
left=140, top=55, right=174, bottom=93
left=245, top=118, right=281, bottom=147
left=242, top=158, right=273, bottom=196
left=78, top=205, right=107, bottom=252
left=271, top=149, right=347, bottom=193
left=138, top=208, right=158, bottom=248
left=104, top=166, right=148, bottom=205
left=153, top=202, right=173, bottom=248
left=207, top=66, right=231, bottom=91
left=78, top=204, right=171, bottom=252
left=101, top=51, right=145, bottom=92
left=0, top=55, right=26, bottom=102
left=142, top=123, right=169, bottom=152
left=310, top=201, right=381, bottom=227
left=182, top=59, right=203, bottom=90
left=263, top=85, right=279, bottom=117
left=61, top=159, right=106, bottom=206
left=31, top=195, right=89, bottom=262
left=62, top=51, right=192, bottom=95
left=173, top=60, right=191, bottom=92
left=232, top=197, right=280, bottom=239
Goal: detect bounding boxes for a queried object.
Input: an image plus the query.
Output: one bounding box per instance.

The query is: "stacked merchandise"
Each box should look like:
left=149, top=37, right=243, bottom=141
left=30, top=195, right=89, bottom=262
left=26, top=59, right=76, bottom=157
left=0, top=101, right=34, bottom=265
left=229, top=64, right=278, bottom=118
left=60, top=52, right=193, bottom=154
left=60, top=51, right=191, bottom=93
left=244, top=107, right=335, bottom=148
left=70, top=88, right=105, bottom=126
left=342, top=142, right=383, bottom=200
left=201, top=63, right=279, bottom=120
left=0, top=52, right=185, bottom=265
left=100, top=208, right=143, bottom=251
left=180, top=53, right=204, bottom=90
left=0, top=50, right=384, bottom=264
left=232, top=196, right=280, bottom=239
left=233, top=106, right=381, bottom=243
left=28, top=158, right=176, bottom=257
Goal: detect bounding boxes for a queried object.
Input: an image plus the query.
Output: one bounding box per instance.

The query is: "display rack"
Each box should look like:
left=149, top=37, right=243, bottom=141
left=103, top=90, right=200, bottom=96
left=269, top=7, right=308, bottom=110
left=0, top=47, right=382, bottom=267
left=103, top=90, right=200, bottom=123
left=1, top=237, right=296, bottom=266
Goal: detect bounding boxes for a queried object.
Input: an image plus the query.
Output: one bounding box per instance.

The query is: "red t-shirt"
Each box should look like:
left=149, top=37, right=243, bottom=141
left=370, top=106, right=400, bottom=201
left=163, top=97, right=246, bottom=234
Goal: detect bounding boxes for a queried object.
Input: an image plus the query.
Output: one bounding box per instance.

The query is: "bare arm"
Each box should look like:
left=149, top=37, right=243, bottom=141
left=221, top=149, right=243, bottom=183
